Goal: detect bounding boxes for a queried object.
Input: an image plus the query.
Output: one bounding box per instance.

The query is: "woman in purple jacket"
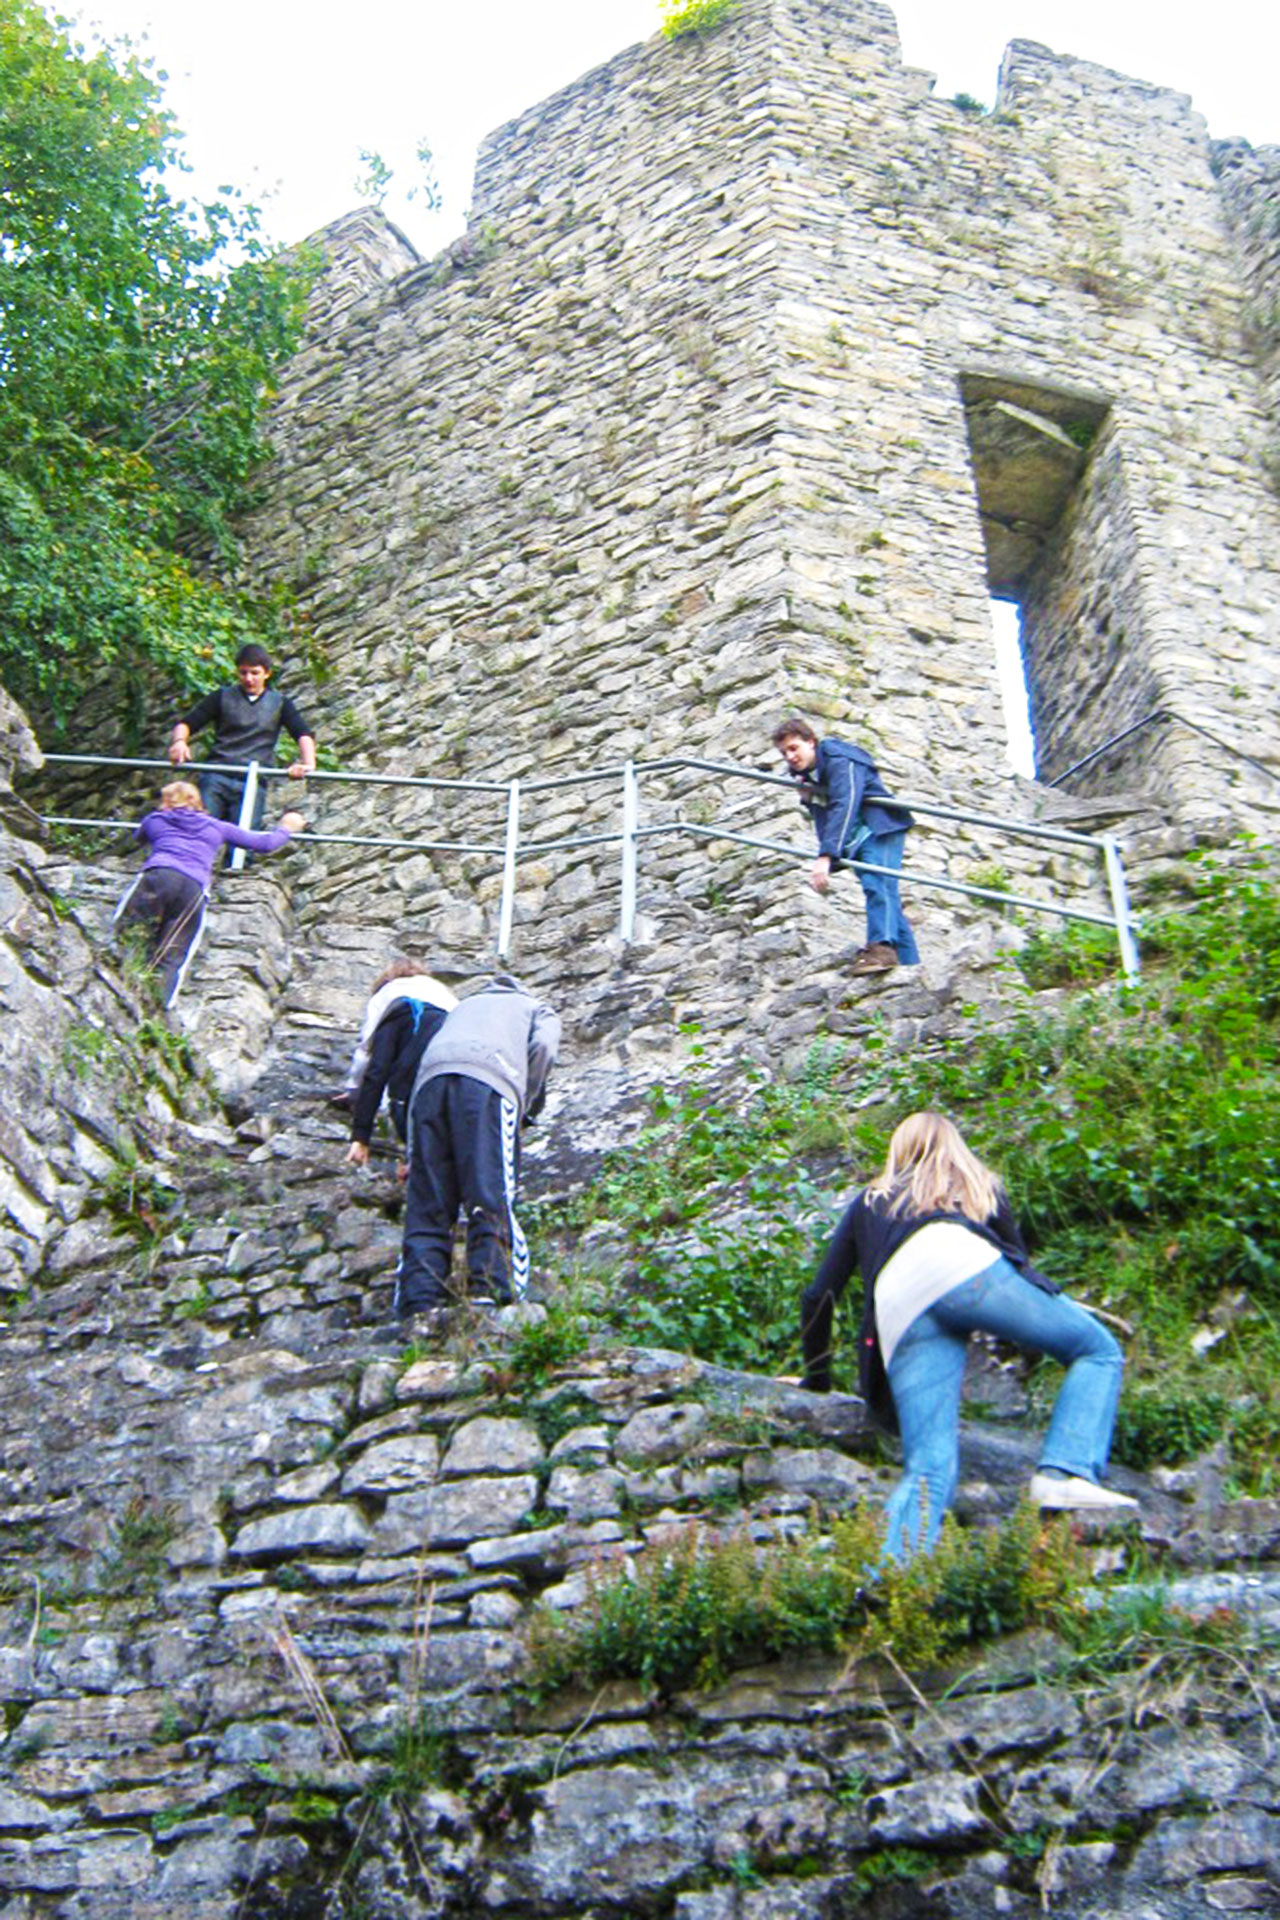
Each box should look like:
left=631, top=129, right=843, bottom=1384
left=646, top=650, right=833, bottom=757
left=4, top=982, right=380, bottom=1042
left=114, top=781, right=305, bottom=1006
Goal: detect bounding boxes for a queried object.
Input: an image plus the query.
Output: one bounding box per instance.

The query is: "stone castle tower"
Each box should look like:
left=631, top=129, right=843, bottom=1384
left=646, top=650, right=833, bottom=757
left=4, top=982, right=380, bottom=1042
left=229, top=0, right=1277, bottom=1064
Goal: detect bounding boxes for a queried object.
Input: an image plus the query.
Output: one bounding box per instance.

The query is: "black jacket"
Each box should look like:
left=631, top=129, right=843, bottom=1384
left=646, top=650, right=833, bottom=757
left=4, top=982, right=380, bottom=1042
left=800, top=1187, right=1058, bottom=1421
left=351, top=997, right=450, bottom=1146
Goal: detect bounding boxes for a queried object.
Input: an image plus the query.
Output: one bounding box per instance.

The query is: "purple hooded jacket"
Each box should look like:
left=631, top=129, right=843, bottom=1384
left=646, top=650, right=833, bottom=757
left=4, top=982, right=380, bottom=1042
left=135, top=809, right=292, bottom=889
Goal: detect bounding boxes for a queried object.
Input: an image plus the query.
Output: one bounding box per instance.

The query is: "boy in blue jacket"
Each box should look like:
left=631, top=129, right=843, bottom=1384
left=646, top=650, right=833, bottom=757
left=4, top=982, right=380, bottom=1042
left=773, top=715, right=918, bottom=974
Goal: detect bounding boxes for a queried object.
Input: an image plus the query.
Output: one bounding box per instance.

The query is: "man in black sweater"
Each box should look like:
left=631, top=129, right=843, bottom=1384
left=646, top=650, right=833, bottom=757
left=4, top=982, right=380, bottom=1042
left=168, top=643, right=316, bottom=829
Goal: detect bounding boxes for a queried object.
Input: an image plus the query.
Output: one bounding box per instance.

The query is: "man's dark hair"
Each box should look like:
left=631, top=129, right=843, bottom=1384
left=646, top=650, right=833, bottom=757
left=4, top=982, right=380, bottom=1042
left=235, top=643, right=273, bottom=670
left=772, top=716, right=817, bottom=747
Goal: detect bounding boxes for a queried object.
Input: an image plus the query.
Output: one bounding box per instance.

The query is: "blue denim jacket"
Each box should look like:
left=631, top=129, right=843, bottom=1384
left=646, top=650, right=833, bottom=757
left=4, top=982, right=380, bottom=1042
left=792, top=737, right=914, bottom=862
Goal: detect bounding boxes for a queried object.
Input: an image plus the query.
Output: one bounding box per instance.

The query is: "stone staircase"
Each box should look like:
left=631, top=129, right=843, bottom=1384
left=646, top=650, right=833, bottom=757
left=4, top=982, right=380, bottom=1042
left=3, top=697, right=1278, bottom=1917
left=2, top=953, right=1279, bottom=1916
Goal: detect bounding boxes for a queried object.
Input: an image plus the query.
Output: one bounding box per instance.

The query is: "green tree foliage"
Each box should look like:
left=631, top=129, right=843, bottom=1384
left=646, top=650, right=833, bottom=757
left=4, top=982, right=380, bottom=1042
left=353, top=140, right=440, bottom=215
left=0, top=0, right=311, bottom=724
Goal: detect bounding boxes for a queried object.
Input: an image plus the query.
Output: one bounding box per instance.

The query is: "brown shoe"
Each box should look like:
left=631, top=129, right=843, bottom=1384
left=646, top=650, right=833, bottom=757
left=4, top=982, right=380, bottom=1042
left=850, top=943, right=898, bottom=975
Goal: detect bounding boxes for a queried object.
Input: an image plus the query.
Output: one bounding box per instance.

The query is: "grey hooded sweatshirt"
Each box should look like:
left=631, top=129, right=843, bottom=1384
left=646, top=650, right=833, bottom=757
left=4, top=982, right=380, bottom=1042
left=410, top=975, right=560, bottom=1123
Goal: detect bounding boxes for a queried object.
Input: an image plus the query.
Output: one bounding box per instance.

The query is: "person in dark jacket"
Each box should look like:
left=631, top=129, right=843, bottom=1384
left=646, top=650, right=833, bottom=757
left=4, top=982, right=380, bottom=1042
left=113, top=781, right=305, bottom=1005
left=397, top=975, right=561, bottom=1316
left=168, top=643, right=316, bottom=829
left=330, top=963, right=458, bottom=1112
left=343, top=960, right=457, bottom=1171
left=801, top=1111, right=1136, bottom=1560
left=773, top=714, right=918, bottom=974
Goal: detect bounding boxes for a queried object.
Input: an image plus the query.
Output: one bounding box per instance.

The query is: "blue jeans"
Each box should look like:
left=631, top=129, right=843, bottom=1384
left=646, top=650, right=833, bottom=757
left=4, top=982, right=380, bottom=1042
left=883, top=1257, right=1124, bottom=1562
left=850, top=829, right=918, bottom=963
left=198, top=768, right=265, bottom=830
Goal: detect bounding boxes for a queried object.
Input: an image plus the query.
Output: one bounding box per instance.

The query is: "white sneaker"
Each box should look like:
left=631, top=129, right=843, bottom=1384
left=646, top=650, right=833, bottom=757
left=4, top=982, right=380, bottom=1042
left=1029, top=1472, right=1139, bottom=1512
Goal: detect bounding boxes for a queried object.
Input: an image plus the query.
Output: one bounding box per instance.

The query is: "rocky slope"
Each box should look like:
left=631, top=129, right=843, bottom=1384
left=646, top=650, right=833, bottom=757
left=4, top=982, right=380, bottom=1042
left=1, top=690, right=1277, bottom=1918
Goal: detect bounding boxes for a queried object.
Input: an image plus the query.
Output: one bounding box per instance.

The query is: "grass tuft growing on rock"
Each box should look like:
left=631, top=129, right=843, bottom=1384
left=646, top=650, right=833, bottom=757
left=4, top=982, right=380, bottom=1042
left=526, top=1504, right=1084, bottom=1698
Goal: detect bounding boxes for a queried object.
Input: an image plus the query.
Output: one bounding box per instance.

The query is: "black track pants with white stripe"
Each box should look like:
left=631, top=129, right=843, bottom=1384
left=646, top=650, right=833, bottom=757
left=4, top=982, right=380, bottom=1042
left=400, top=1074, right=528, bottom=1310
left=114, top=866, right=208, bottom=1007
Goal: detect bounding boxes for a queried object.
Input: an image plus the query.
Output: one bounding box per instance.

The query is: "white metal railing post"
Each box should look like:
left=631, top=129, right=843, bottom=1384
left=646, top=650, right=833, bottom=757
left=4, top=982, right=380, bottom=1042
left=497, top=779, right=521, bottom=961
left=620, top=759, right=638, bottom=944
left=228, top=760, right=261, bottom=873
left=1102, top=835, right=1141, bottom=981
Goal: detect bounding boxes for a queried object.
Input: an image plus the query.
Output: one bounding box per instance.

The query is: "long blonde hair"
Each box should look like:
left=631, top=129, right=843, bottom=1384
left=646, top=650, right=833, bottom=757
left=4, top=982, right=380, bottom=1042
left=866, top=1111, right=1000, bottom=1223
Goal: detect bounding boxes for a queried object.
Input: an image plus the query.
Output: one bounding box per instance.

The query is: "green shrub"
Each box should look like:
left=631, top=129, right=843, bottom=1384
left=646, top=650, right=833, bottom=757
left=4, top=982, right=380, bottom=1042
left=878, top=855, right=1280, bottom=1299
left=287, top=1791, right=341, bottom=1825
left=522, top=1387, right=603, bottom=1451
left=661, top=0, right=739, bottom=39
left=860, top=1502, right=1084, bottom=1669
left=1228, top=1397, right=1280, bottom=1495
left=1017, top=920, right=1121, bottom=988
left=1111, top=1384, right=1228, bottom=1469
left=504, top=1300, right=590, bottom=1382
left=848, top=1849, right=937, bottom=1898
left=625, top=1200, right=826, bottom=1373
left=542, top=1036, right=848, bottom=1375
left=527, top=1521, right=869, bottom=1696
left=558, top=1037, right=847, bottom=1233
left=526, top=1506, right=1083, bottom=1698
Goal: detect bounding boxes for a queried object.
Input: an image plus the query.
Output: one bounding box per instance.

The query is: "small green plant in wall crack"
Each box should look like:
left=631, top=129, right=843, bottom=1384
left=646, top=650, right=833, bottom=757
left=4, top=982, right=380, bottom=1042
left=662, top=0, right=739, bottom=39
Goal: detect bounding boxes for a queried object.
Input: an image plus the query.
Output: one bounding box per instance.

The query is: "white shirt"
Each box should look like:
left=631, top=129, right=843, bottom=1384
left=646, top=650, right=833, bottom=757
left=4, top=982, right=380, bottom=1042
left=875, top=1221, right=1001, bottom=1366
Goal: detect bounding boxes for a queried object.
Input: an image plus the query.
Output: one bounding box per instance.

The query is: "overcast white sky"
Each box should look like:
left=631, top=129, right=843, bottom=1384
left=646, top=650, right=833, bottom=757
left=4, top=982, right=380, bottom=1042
left=69, top=0, right=1278, bottom=258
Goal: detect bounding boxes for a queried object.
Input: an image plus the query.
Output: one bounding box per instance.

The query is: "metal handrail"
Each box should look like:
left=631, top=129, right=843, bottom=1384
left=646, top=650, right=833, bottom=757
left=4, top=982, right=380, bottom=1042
left=1046, top=709, right=1279, bottom=790
left=39, top=752, right=511, bottom=795
left=42, top=818, right=505, bottom=859
left=669, top=821, right=1120, bottom=928
left=29, top=746, right=1141, bottom=980
left=635, top=755, right=1109, bottom=848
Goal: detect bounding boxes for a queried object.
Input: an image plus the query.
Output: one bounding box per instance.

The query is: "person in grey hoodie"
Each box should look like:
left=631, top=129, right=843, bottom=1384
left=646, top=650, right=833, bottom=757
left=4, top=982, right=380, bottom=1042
left=397, top=975, right=561, bottom=1315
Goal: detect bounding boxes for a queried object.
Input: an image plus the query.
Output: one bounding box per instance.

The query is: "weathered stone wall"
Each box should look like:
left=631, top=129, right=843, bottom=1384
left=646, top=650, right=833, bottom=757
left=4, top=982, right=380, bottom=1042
left=1018, top=419, right=1159, bottom=791
left=223, top=0, right=1277, bottom=1073
left=1214, top=138, right=1280, bottom=458
left=982, top=40, right=1278, bottom=807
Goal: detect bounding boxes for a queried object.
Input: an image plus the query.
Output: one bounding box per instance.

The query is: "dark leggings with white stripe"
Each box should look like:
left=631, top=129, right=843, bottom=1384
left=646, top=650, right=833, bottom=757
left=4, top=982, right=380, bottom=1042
left=400, top=1075, right=528, bottom=1310
left=115, top=867, right=207, bottom=1007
